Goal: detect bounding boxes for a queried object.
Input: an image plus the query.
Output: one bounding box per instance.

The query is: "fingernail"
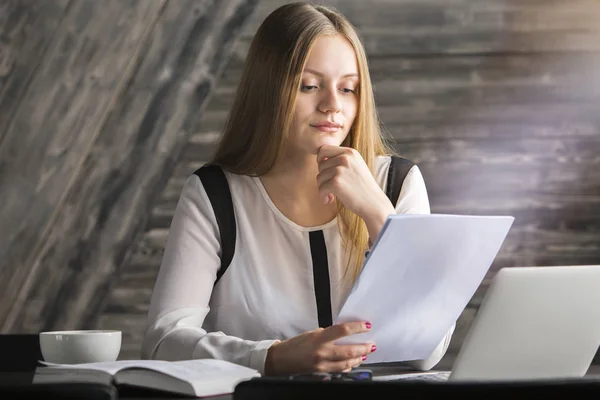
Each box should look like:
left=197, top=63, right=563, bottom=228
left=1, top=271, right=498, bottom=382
left=365, top=322, right=371, bottom=329
left=371, top=345, right=377, bottom=352
left=362, top=355, right=367, bottom=361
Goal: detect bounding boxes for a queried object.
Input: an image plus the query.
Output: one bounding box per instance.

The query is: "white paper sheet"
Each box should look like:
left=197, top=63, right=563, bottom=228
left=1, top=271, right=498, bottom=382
left=334, top=214, right=514, bottom=363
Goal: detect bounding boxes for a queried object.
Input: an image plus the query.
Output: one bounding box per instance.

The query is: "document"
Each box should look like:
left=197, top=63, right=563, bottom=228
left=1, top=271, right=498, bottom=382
left=334, top=214, right=514, bottom=364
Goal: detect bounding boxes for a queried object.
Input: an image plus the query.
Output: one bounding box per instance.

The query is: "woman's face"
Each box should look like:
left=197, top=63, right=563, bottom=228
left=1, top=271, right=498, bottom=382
left=288, top=34, right=359, bottom=157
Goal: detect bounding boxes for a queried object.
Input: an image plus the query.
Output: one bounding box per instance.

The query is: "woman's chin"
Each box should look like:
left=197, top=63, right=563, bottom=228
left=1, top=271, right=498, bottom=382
left=290, top=135, right=346, bottom=155
left=313, top=136, right=343, bottom=152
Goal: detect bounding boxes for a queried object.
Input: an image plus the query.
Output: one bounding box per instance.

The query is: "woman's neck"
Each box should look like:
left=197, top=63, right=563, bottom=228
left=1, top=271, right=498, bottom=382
left=263, top=154, right=318, bottom=195
left=259, top=153, right=336, bottom=227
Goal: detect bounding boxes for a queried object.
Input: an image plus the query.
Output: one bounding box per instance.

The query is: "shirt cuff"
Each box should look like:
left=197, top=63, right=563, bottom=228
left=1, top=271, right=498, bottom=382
left=249, top=339, right=280, bottom=375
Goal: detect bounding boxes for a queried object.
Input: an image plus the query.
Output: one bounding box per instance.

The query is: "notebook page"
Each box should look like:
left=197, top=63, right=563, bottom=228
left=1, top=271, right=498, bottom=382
left=129, top=359, right=260, bottom=381
left=41, top=358, right=259, bottom=379
left=40, top=360, right=172, bottom=375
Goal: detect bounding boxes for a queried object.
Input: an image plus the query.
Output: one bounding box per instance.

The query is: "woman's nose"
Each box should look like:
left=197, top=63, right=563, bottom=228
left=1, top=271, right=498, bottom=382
left=318, top=89, right=342, bottom=114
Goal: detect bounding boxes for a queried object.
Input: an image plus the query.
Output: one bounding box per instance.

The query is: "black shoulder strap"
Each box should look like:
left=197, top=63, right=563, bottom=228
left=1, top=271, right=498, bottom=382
left=193, top=164, right=236, bottom=285
left=385, top=156, right=415, bottom=206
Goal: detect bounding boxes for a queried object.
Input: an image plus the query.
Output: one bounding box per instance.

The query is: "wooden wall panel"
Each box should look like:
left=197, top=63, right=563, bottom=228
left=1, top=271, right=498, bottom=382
left=0, top=0, right=166, bottom=330
left=0, top=0, right=70, bottom=145
left=240, top=0, right=600, bottom=55
left=0, top=0, right=257, bottom=334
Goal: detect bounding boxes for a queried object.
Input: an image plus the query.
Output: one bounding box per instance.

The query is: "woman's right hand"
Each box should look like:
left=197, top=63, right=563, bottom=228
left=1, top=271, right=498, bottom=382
left=264, top=321, right=376, bottom=376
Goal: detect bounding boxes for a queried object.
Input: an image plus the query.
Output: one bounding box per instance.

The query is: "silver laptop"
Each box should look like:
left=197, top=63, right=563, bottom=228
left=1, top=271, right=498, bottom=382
left=380, top=265, right=600, bottom=382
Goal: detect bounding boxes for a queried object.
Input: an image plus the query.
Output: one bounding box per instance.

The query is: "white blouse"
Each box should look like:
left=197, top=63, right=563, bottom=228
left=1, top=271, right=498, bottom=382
left=141, top=156, right=455, bottom=373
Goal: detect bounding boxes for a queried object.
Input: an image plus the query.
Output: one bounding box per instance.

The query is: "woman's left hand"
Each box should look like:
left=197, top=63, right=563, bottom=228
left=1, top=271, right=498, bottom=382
left=316, top=145, right=394, bottom=221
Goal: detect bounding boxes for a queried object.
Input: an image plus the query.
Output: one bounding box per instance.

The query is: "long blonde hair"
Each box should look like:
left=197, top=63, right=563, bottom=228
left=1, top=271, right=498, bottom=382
left=212, top=2, right=394, bottom=280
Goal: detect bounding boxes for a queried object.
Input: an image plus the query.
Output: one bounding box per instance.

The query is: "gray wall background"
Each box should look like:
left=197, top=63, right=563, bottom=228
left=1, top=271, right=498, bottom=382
left=0, top=0, right=257, bottom=336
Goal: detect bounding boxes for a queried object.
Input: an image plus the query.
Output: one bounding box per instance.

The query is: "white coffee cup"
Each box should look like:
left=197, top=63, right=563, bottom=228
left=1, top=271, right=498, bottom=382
left=39, top=330, right=122, bottom=364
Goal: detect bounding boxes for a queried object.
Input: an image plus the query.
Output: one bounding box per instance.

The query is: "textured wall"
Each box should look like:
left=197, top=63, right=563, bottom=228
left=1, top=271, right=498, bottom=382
left=0, top=0, right=257, bottom=334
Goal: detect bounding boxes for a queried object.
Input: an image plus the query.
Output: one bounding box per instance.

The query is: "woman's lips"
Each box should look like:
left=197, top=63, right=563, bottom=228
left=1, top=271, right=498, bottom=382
left=311, top=122, right=342, bottom=132
left=313, top=125, right=340, bottom=132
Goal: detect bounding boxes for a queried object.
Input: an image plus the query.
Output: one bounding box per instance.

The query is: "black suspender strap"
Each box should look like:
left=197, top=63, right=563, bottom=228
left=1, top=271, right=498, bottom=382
left=309, top=230, right=333, bottom=328
left=194, top=164, right=236, bottom=285
left=386, top=156, right=415, bottom=206
left=365, top=156, right=415, bottom=261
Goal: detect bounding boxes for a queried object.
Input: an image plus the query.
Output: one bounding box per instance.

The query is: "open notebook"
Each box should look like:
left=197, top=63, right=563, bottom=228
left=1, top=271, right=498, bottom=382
left=36, top=359, right=260, bottom=397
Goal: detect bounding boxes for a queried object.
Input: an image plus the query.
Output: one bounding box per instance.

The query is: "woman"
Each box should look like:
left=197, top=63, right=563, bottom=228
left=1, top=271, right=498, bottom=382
left=142, top=2, right=454, bottom=376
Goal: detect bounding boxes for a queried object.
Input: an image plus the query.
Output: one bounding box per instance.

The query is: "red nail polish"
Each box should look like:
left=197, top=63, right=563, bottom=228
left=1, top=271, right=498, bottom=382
left=365, top=322, right=371, bottom=329
left=371, top=345, right=377, bottom=352
left=362, top=355, right=367, bottom=361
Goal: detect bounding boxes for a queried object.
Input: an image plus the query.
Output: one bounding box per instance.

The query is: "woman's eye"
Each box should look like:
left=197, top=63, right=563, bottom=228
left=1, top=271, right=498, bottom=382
left=341, top=88, right=356, bottom=94
left=301, top=85, right=318, bottom=92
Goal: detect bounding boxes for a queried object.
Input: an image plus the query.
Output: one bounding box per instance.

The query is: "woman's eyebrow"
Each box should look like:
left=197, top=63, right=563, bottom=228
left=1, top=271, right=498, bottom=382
left=304, top=68, right=359, bottom=78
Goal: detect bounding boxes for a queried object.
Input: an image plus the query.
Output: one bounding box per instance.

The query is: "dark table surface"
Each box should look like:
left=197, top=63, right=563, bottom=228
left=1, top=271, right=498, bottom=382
left=0, top=332, right=598, bottom=400
left=129, top=363, right=600, bottom=400
left=0, top=363, right=599, bottom=400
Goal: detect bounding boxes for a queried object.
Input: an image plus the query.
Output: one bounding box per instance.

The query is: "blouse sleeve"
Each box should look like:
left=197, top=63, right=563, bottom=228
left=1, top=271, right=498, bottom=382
left=394, top=165, right=456, bottom=371
left=141, top=174, right=277, bottom=373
